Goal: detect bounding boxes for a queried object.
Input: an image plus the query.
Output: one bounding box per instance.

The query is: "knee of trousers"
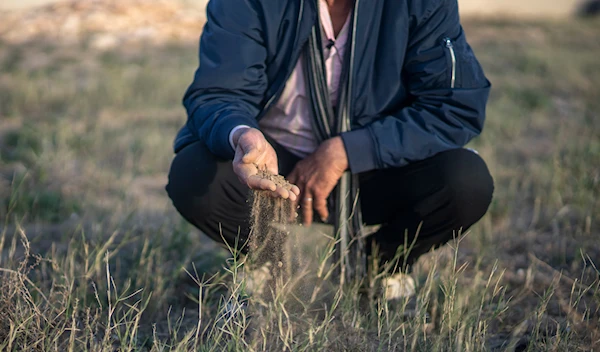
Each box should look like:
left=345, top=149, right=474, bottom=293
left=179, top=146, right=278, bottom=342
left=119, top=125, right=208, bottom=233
left=165, top=143, right=222, bottom=236
left=166, top=166, right=244, bottom=247
left=166, top=168, right=212, bottom=232
left=165, top=143, right=251, bottom=248
left=440, top=149, right=495, bottom=229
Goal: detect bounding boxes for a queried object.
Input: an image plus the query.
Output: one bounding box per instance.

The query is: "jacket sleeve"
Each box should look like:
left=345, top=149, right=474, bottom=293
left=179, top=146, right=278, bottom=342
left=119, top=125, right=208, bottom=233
left=341, top=0, right=491, bottom=174
left=183, top=0, right=266, bottom=159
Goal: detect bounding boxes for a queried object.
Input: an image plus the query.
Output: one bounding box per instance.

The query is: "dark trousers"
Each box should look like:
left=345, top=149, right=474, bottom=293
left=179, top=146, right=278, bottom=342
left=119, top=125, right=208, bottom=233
left=166, top=140, right=494, bottom=266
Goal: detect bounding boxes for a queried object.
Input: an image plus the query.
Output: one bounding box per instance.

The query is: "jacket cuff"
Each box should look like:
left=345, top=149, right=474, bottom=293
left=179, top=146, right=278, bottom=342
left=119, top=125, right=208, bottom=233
left=340, top=128, right=379, bottom=174
left=213, top=116, right=259, bottom=160
left=228, top=125, right=252, bottom=150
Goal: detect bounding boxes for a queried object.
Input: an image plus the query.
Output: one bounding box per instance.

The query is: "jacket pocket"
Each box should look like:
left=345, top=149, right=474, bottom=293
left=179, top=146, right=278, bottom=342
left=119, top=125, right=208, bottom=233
left=439, top=30, right=488, bottom=89
left=441, top=37, right=457, bottom=89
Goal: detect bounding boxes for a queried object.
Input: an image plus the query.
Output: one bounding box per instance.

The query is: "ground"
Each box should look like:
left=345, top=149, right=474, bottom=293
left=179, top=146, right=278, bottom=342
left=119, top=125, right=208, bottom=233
left=0, top=2, right=599, bottom=351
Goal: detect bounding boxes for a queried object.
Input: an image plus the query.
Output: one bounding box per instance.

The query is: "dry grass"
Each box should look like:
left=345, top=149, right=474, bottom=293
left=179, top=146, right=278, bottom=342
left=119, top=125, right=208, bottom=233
left=0, top=13, right=599, bottom=351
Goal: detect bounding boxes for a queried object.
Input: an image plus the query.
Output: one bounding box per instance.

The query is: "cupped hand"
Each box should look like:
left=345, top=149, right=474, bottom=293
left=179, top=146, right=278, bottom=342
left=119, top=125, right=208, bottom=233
left=287, top=136, right=348, bottom=226
left=232, top=127, right=300, bottom=201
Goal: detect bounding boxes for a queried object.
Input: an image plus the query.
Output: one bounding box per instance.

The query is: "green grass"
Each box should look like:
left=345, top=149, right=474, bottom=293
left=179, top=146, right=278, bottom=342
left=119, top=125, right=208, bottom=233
left=0, top=17, right=599, bottom=351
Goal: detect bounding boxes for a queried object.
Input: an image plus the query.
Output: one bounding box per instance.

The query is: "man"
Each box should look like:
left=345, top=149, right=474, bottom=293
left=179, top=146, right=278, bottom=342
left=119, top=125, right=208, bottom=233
left=167, top=0, right=494, bottom=299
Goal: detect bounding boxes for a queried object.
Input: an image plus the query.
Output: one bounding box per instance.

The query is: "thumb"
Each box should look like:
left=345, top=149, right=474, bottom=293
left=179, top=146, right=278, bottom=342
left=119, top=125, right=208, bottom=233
left=242, top=149, right=261, bottom=164
left=239, top=138, right=261, bottom=164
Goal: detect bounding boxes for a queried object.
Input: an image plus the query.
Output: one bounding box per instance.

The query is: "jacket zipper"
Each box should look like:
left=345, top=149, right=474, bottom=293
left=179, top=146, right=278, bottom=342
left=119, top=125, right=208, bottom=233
left=344, top=0, right=359, bottom=133
left=443, top=37, right=456, bottom=89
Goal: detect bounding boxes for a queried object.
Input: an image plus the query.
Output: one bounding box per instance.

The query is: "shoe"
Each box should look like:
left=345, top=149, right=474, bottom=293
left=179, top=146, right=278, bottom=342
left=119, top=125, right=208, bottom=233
left=218, top=261, right=272, bottom=327
left=239, top=261, right=272, bottom=298
left=382, top=271, right=416, bottom=301
left=381, top=273, right=433, bottom=331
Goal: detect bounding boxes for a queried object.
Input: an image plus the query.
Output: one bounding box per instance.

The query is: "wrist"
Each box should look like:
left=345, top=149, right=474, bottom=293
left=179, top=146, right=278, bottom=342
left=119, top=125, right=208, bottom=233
left=327, top=136, right=349, bottom=171
left=230, top=126, right=252, bottom=149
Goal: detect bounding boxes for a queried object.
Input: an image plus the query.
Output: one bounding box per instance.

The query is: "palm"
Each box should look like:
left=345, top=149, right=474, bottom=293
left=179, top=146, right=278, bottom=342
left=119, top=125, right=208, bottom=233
left=232, top=128, right=299, bottom=201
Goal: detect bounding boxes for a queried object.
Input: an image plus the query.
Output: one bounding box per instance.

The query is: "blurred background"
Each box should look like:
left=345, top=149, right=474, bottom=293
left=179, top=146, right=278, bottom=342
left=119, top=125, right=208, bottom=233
left=2, top=0, right=599, bottom=16
left=0, top=0, right=599, bottom=350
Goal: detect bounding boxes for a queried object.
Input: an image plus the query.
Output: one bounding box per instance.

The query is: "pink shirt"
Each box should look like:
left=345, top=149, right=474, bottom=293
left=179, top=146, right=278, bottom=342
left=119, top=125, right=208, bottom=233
left=230, top=0, right=352, bottom=158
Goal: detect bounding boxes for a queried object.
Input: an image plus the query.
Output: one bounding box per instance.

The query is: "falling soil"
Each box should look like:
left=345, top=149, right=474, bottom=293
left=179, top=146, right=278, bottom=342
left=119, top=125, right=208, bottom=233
left=247, top=170, right=296, bottom=276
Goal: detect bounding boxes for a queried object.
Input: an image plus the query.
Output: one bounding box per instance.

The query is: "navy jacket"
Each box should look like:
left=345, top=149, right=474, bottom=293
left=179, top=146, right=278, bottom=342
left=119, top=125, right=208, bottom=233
left=175, top=0, right=491, bottom=174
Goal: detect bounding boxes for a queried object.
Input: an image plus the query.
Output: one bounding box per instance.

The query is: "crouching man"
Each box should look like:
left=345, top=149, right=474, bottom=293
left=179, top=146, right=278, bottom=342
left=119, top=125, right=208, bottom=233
left=167, top=0, right=494, bottom=300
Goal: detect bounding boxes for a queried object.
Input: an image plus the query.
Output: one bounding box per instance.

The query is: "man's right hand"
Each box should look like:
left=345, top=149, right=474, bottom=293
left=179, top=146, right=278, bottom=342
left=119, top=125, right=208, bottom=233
left=232, top=127, right=299, bottom=201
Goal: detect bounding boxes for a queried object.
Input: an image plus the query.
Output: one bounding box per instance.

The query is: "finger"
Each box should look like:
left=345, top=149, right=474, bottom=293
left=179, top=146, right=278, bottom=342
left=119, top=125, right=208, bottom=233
left=280, top=186, right=297, bottom=201
left=281, top=181, right=299, bottom=200
left=247, top=175, right=277, bottom=191
left=314, top=198, right=329, bottom=223
left=286, top=187, right=298, bottom=202
left=239, top=137, right=264, bottom=164
left=289, top=184, right=300, bottom=197
left=302, top=196, right=314, bottom=226
left=274, top=185, right=291, bottom=199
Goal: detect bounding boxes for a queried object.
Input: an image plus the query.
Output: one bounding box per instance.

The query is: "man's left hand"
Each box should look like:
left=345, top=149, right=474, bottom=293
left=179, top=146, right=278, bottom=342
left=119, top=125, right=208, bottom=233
left=288, top=136, right=349, bottom=226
